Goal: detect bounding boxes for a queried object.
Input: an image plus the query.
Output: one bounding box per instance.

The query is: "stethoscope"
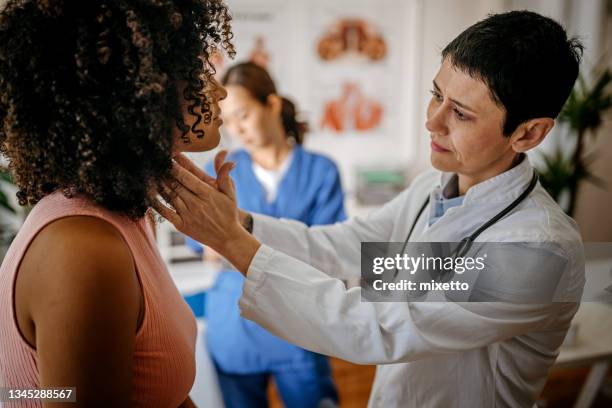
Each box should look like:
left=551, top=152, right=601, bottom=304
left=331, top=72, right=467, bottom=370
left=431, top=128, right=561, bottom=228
left=392, top=170, right=539, bottom=281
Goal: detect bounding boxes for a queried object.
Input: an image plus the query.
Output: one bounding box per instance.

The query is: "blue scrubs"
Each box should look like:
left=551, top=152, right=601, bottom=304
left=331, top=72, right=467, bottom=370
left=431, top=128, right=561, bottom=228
left=187, top=146, right=346, bottom=408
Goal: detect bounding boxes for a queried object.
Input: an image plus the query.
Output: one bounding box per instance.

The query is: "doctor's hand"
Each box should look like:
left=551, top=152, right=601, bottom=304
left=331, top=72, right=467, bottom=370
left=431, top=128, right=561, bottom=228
left=154, top=153, right=261, bottom=275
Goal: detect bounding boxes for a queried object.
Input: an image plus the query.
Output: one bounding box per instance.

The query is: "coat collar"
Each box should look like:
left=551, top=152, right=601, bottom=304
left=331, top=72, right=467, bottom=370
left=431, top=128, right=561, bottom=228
left=435, top=154, right=535, bottom=206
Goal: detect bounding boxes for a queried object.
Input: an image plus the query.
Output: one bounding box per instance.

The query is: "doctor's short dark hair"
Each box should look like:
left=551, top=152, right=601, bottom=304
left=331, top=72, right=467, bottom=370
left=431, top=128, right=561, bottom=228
left=442, top=10, right=583, bottom=136
left=0, top=0, right=234, bottom=219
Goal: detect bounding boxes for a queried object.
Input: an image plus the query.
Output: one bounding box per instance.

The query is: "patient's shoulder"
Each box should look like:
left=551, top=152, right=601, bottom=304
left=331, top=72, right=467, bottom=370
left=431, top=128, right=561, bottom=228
left=17, top=215, right=139, bottom=320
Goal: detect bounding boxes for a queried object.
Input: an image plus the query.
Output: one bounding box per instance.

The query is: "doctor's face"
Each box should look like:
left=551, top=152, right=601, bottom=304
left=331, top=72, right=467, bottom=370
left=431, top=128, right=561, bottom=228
left=220, top=85, right=279, bottom=150
left=426, top=59, right=518, bottom=183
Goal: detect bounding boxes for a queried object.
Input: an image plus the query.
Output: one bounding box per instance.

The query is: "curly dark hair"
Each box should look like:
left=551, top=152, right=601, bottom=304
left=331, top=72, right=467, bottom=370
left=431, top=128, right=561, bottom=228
left=0, top=0, right=234, bottom=218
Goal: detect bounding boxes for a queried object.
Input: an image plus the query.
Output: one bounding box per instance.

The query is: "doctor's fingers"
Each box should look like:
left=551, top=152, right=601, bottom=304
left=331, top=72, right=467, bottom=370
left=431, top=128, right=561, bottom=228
left=173, top=153, right=218, bottom=188
left=166, top=177, right=210, bottom=211
left=214, top=150, right=228, bottom=174
left=216, top=162, right=236, bottom=201
left=152, top=197, right=183, bottom=229
left=159, top=181, right=189, bottom=217
left=171, top=161, right=217, bottom=198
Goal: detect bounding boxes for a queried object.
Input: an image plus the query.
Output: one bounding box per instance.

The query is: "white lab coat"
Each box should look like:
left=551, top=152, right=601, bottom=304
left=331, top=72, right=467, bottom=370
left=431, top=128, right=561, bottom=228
left=238, top=157, right=585, bottom=408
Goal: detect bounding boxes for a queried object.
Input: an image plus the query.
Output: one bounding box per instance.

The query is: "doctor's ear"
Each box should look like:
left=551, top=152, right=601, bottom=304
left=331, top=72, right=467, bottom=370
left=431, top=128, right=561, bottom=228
left=266, top=94, right=283, bottom=118
left=510, top=117, right=555, bottom=153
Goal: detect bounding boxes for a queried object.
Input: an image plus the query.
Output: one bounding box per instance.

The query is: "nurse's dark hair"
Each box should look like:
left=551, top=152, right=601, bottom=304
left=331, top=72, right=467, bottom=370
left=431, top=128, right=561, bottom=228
left=0, top=0, right=234, bottom=219
left=221, top=62, right=307, bottom=145
left=442, top=10, right=583, bottom=136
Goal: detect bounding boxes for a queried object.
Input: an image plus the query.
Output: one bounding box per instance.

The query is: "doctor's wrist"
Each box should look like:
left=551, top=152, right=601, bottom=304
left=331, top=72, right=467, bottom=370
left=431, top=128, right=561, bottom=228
left=240, top=210, right=254, bottom=234
left=219, top=224, right=261, bottom=275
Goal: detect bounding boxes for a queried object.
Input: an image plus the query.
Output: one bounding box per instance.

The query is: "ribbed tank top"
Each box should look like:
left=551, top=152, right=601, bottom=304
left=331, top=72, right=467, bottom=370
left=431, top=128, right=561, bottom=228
left=0, top=191, right=197, bottom=407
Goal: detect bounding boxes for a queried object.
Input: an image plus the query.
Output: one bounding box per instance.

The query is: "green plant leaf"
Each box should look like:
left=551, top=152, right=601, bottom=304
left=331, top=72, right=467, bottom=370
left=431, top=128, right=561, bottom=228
left=536, top=148, right=574, bottom=203
left=559, top=68, right=612, bottom=134
left=0, top=190, right=15, bottom=213
left=0, top=168, right=13, bottom=184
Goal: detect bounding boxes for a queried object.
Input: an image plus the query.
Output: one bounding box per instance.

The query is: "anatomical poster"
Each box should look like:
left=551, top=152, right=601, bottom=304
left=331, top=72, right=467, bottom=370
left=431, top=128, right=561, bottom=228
left=306, top=0, right=404, bottom=138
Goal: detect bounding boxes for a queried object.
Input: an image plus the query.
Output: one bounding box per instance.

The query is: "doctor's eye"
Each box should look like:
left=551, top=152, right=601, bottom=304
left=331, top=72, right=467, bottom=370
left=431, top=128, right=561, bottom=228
left=429, top=89, right=443, bottom=102
left=453, top=108, right=468, bottom=121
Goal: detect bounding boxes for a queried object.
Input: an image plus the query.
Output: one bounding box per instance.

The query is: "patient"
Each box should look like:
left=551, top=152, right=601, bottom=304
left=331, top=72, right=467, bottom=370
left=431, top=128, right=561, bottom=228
left=0, top=1, right=233, bottom=406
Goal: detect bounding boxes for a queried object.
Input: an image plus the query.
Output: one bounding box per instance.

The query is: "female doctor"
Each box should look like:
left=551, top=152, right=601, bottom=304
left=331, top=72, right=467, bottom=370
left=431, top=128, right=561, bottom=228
left=156, top=11, right=586, bottom=408
left=187, top=62, right=343, bottom=408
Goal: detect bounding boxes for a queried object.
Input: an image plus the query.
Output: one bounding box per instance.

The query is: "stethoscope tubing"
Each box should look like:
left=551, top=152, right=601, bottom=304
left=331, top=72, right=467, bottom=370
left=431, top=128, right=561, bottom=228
left=391, top=170, right=539, bottom=280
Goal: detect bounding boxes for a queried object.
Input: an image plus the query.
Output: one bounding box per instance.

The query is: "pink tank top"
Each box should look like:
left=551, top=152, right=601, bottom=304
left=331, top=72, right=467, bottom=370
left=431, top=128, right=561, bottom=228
left=0, top=191, right=197, bottom=407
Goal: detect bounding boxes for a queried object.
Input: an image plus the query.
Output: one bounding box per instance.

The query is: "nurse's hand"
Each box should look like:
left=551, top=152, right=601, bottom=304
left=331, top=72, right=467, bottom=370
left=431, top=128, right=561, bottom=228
left=154, top=153, right=261, bottom=275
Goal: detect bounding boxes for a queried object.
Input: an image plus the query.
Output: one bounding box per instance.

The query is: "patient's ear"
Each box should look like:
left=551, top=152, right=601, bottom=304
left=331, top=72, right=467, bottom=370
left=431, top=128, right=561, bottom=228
left=510, top=117, right=554, bottom=153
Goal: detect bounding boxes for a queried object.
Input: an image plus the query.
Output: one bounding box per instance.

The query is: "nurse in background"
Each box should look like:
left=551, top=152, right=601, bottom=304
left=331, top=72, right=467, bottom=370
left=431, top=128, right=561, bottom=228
left=187, top=62, right=345, bottom=408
